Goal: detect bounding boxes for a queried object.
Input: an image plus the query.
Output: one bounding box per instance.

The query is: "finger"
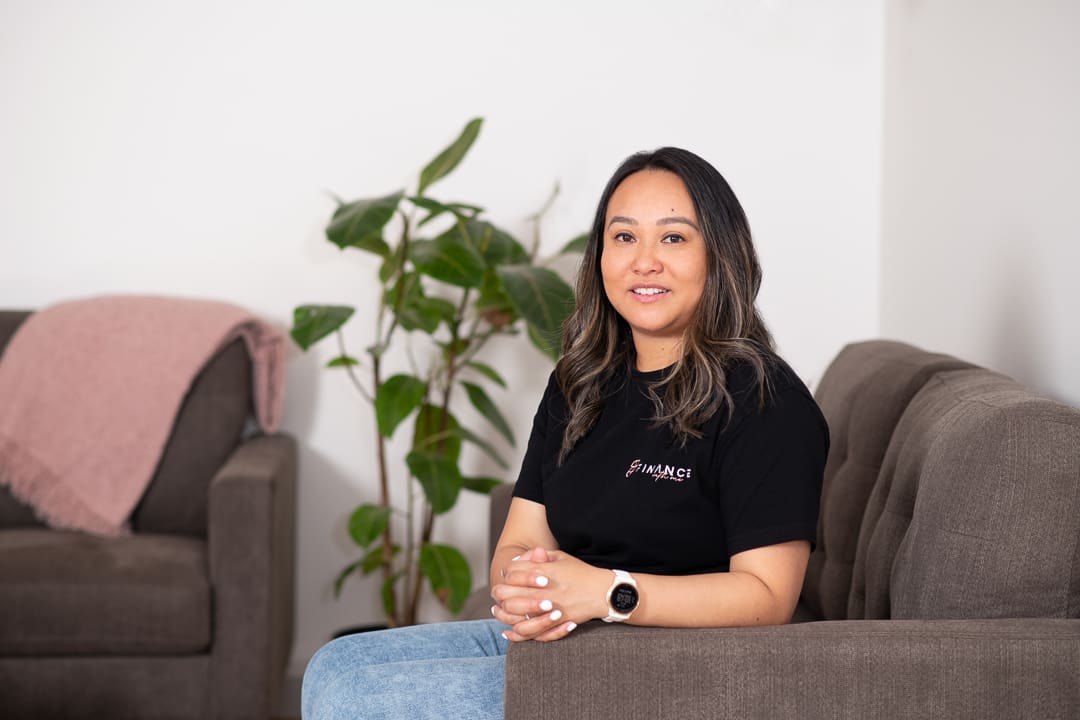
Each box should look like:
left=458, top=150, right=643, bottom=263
left=491, top=604, right=525, bottom=626
left=502, top=569, right=551, bottom=589
left=490, top=583, right=548, bottom=605
left=501, top=628, right=529, bottom=643
left=495, top=594, right=553, bottom=618
left=511, top=609, right=566, bottom=639
left=532, top=620, right=579, bottom=643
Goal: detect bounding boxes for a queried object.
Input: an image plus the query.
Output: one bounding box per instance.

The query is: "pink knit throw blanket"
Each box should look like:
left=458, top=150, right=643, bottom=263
left=0, top=295, right=286, bottom=535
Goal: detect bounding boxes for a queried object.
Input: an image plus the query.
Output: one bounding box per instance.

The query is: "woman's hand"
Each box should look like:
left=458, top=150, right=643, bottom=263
left=491, top=547, right=610, bottom=642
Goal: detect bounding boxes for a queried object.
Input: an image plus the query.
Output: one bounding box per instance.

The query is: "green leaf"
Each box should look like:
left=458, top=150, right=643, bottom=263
left=473, top=271, right=518, bottom=329
left=460, top=380, right=514, bottom=445
left=326, top=191, right=403, bottom=256
left=418, top=118, right=483, bottom=195
left=466, top=361, right=506, bottom=388
left=447, top=202, right=483, bottom=217
left=406, top=451, right=462, bottom=514
left=411, top=232, right=487, bottom=288
left=397, top=293, right=457, bottom=334
left=413, top=404, right=462, bottom=462
left=419, top=543, right=472, bottom=614
left=291, top=305, right=355, bottom=351
left=361, top=544, right=399, bottom=575
left=409, top=196, right=485, bottom=228
left=560, top=232, right=590, bottom=254
left=448, top=426, right=508, bottom=469
left=381, top=572, right=402, bottom=620
left=333, top=559, right=363, bottom=598
left=462, top=476, right=503, bottom=494
left=327, top=355, right=360, bottom=368
left=527, top=322, right=561, bottom=362
left=379, top=240, right=408, bottom=284
left=458, top=219, right=529, bottom=266
left=496, top=265, right=575, bottom=360
left=347, top=504, right=391, bottom=548
left=375, top=375, right=427, bottom=437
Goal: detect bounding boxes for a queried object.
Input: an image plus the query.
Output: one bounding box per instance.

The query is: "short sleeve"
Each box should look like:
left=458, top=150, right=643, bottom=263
left=511, top=373, right=560, bottom=505
left=718, top=386, right=828, bottom=557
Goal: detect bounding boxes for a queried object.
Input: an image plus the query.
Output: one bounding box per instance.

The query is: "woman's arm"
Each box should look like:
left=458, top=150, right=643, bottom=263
left=493, top=540, right=810, bottom=641
left=489, top=497, right=558, bottom=592
left=491, top=496, right=811, bottom=641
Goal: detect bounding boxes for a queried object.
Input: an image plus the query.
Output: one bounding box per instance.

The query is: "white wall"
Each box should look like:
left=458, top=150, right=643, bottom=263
left=881, top=0, right=1080, bottom=405
left=0, top=0, right=884, bottom=686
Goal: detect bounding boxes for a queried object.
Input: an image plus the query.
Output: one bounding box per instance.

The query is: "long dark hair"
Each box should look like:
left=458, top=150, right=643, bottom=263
left=555, top=147, right=775, bottom=463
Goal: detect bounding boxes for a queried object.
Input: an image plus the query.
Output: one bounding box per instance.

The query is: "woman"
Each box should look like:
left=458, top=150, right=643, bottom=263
left=302, top=147, right=828, bottom=719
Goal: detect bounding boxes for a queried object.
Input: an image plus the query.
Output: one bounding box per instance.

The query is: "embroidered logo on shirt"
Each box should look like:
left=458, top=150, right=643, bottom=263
left=625, top=458, right=691, bottom=483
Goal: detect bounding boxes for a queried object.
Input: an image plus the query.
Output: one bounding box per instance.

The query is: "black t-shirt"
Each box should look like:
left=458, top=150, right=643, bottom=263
left=512, top=358, right=828, bottom=575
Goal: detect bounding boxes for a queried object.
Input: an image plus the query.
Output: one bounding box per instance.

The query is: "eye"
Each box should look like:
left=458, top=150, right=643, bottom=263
left=661, top=233, right=686, bottom=244
left=612, top=231, right=634, bottom=243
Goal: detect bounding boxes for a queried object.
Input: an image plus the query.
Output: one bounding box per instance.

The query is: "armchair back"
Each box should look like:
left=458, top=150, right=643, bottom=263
left=803, top=340, right=972, bottom=619
left=850, top=367, right=1080, bottom=620
left=0, top=310, right=253, bottom=536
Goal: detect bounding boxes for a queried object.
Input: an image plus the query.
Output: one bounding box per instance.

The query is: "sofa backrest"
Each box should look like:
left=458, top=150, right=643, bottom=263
left=0, top=312, right=38, bottom=527
left=0, top=310, right=253, bottom=537
left=849, top=368, right=1080, bottom=620
left=803, top=340, right=973, bottom=620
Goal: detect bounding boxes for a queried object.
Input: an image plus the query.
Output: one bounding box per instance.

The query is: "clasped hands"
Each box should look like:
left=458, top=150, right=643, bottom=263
left=490, top=547, right=608, bottom=642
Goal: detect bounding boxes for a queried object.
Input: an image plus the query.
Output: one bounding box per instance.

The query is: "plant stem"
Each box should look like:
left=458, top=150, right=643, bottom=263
left=371, top=352, right=397, bottom=627
left=375, top=211, right=414, bottom=628
left=405, top=288, right=469, bottom=624
left=336, top=330, right=372, bottom=402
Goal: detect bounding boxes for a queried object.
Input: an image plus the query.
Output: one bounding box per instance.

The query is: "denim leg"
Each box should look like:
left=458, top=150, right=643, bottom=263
left=302, top=619, right=510, bottom=720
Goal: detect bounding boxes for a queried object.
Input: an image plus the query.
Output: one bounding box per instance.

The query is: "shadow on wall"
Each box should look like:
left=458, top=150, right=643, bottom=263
left=992, top=239, right=1050, bottom=395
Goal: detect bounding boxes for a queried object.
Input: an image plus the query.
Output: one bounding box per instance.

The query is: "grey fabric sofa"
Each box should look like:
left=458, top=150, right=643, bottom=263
left=471, top=340, right=1080, bottom=719
left=0, top=310, right=297, bottom=720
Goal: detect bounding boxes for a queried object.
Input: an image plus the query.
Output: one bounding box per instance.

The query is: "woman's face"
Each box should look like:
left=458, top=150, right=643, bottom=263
left=601, top=169, right=707, bottom=369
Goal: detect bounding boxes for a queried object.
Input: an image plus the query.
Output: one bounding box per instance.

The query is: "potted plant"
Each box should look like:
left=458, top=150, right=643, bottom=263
left=291, top=118, right=583, bottom=627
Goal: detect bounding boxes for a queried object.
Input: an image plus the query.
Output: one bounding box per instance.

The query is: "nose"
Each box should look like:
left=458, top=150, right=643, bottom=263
left=631, top=242, right=662, bottom=275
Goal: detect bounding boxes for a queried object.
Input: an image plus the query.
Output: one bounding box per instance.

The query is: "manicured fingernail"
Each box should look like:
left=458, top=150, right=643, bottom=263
left=511, top=555, right=521, bottom=561
left=550, top=610, right=563, bottom=621
left=538, top=599, right=553, bottom=612
left=501, top=631, right=510, bottom=640
left=491, top=605, right=498, bottom=617
left=566, top=622, right=577, bottom=632
left=535, top=575, right=549, bottom=587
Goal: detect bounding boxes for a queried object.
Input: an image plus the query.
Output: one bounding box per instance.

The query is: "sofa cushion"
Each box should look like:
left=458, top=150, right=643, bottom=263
left=0, top=312, right=49, bottom=528
left=850, top=369, right=1080, bottom=620
left=0, top=528, right=211, bottom=655
left=803, top=340, right=972, bottom=620
left=130, top=338, right=252, bottom=536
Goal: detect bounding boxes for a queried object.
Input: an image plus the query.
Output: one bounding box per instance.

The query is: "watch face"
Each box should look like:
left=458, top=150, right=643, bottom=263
left=611, top=583, right=639, bottom=613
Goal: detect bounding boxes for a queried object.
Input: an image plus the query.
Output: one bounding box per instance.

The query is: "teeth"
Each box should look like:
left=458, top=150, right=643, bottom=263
left=633, top=288, right=668, bottom=295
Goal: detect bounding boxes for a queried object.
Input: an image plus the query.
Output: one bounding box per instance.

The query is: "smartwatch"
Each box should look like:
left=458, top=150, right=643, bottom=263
left=603, top=569, right=639, bottom=623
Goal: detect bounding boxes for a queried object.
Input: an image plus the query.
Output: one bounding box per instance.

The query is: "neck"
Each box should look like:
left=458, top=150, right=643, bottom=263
left=633, top=336, right=683, bottom=372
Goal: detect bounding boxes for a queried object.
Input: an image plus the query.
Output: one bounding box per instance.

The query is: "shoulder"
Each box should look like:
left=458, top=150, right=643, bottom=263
left=724, top=355, right=827, bottom=438
left=538, top=370, right=570, bottom=424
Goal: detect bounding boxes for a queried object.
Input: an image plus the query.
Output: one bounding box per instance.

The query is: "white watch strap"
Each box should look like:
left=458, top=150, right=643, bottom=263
left=603, top=569, right=638, bottom=623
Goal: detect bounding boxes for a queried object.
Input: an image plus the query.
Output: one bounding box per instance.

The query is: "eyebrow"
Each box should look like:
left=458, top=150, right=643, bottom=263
left=607, top=215, right=701, bottom=231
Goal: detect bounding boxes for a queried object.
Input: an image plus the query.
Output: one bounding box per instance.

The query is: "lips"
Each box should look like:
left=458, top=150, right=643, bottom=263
left=630, top=285, right=670, bottom=302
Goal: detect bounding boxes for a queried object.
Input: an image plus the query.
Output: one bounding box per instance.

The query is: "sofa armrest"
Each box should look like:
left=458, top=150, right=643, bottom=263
left=208, top=433, right=297, bottom=720
left=505, top=618, right=1080, bottom=720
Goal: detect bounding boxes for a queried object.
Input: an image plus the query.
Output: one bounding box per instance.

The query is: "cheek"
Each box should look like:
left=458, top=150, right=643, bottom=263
left=600, top=256, right=618, bottom=297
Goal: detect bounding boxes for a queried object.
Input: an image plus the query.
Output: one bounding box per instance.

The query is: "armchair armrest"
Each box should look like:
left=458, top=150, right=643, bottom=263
left=505, top=618, right=1080, bottom=720
left=208, top=433, right=297, bottom=720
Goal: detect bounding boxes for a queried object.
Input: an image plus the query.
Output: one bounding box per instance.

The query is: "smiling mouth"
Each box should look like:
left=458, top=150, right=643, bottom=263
left=632, top=288, right=669, bottom=296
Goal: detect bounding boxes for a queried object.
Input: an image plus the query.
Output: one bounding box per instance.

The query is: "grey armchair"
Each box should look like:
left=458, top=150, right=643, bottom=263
left=473, top=341, right=1080, bottom=720
left=0, top=310, right=296, bottom=720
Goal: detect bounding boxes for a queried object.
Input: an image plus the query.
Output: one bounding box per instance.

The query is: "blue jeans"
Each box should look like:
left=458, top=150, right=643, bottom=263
left=301, top=619, right=510, bottom=720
